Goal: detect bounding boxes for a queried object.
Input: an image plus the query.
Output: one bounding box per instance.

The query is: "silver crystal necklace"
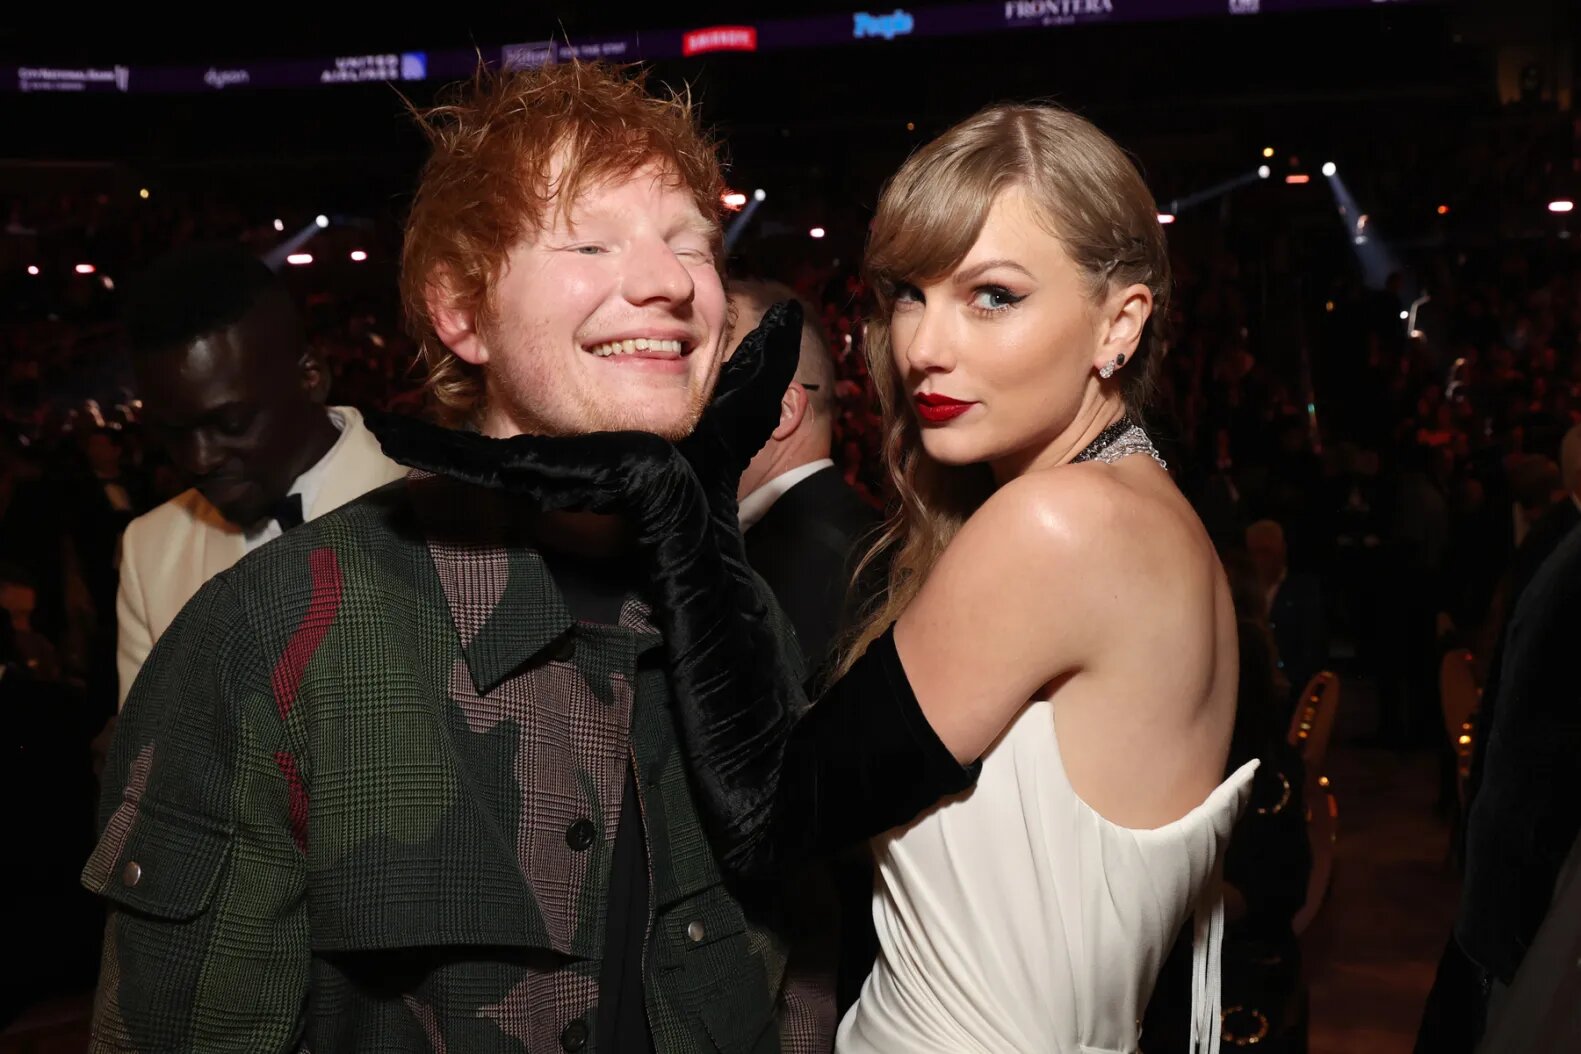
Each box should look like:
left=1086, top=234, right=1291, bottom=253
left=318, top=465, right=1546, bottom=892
left=1070, top=419, right=1167, bottom=470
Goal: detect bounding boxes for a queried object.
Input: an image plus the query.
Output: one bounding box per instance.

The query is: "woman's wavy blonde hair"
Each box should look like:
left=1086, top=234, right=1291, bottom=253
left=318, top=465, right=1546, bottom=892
left=836, top=102, right=1172, bottom=675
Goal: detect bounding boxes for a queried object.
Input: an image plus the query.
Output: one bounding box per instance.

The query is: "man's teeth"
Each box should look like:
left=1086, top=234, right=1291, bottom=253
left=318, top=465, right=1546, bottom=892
left=586, top=338, right=686, bottom=357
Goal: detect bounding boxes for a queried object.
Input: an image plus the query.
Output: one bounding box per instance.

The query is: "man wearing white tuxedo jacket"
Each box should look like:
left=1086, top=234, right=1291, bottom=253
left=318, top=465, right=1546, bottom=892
left=114, top=244, right=406, bottom=707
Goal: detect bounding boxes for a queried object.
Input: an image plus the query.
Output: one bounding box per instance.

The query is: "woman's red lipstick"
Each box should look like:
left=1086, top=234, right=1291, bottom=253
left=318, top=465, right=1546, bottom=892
left=914, top=392, right=976, bottom=423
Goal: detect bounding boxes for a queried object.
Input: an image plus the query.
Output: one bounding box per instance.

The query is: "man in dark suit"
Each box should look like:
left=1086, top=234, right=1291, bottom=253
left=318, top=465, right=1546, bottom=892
left=1416, top=508, right=1581, bottom=1053
left=731, top=279, right=880, bottom=679
left=730, top=279, right=883, bottom=1018
left=1507, top=424, right=1581, bottom=609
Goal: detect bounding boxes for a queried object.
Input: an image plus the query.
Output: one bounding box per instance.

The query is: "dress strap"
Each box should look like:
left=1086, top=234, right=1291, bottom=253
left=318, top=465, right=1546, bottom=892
left=1189, top=861, right=1226, bottom=1054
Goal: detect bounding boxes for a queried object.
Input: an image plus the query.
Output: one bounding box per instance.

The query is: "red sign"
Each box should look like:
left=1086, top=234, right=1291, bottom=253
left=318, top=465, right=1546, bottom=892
left=682, top=25, right=758, bottom=56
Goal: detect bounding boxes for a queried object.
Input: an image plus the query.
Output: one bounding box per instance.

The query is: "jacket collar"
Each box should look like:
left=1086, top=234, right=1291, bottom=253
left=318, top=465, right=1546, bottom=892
left=407, top=471, right=575, bottom=696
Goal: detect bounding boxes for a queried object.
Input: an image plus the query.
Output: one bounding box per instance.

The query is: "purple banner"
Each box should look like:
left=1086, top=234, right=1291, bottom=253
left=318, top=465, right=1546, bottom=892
left=3, top=0, right=1428, bottom=95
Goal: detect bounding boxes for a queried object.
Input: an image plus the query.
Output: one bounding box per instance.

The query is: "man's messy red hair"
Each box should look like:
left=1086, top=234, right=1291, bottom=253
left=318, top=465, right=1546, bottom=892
left=401, top=61, right=726, bottom=426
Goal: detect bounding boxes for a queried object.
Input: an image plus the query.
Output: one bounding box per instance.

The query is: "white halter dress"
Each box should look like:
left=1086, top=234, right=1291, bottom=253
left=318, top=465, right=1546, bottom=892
left=835, top=698, right=1257, bottom=1053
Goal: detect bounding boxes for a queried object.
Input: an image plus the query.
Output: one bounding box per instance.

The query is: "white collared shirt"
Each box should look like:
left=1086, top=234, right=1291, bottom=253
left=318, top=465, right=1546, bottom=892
left=738, top=459, right=835, bottom=533
left=244, top=408, right=348, bottom=553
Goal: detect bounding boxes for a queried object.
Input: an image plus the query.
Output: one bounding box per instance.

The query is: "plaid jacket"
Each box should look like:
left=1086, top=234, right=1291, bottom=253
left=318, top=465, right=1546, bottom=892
left=83, top=470, right=835, bottom=1053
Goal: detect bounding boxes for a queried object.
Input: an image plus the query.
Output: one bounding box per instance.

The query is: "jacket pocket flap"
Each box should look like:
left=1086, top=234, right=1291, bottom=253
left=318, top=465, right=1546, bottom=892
left=84, top=802, right=234, bottom=921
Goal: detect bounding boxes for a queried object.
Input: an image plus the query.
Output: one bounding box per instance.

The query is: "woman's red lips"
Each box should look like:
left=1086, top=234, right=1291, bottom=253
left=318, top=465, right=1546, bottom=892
left=914, top=393, right=976, bottom=423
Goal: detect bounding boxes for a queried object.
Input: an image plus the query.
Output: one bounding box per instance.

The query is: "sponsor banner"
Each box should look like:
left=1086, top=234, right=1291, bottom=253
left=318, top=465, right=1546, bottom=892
left=501, top=36, right=638, bottom=69
left=682, top=25, right=759, bottom=56
left=17, top=65, right=131, bottom=93
left=1001, top=0, right=1117, bottom=29
left=853, top=9, right=917, bottom=40
left=2, top=1, right=1432, bottom=94
left=316, top=53, right=427, bottom=84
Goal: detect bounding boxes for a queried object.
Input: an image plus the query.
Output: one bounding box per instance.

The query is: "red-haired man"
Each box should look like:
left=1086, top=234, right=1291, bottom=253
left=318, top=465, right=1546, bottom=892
left=86, top=63, right=833, bottom=1053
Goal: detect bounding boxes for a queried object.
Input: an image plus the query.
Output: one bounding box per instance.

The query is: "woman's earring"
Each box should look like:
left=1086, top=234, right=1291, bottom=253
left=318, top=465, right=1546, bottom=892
left=1099, top=352, right=1126, bottom=379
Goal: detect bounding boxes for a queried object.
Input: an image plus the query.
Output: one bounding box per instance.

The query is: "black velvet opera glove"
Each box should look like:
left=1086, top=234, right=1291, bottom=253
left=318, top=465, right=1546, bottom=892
left=365, top=302, right=978, bottom=879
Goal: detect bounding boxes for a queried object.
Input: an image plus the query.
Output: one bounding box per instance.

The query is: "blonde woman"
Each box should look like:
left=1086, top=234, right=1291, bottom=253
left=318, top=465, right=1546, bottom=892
left=392, top=101, right=1257, bottom=1054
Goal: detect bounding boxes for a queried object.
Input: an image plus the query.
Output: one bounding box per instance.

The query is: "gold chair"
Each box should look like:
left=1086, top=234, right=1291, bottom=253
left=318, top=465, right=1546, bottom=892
left=1287, top=671, right=1341, bottom=777
left=1439, top=650, right=1480, bottom=807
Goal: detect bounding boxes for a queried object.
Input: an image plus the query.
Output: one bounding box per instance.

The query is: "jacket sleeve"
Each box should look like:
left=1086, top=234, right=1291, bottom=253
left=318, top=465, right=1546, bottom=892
left=114, top=523, right=154, bottom=712
left=83, top=576, right=309, bottom=1053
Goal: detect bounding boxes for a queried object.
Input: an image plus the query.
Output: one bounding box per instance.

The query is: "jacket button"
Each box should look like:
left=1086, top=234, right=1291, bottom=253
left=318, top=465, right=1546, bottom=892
left=560, top=1018, right=588, bottom=1052
left=551, top=635, right=576, bottom=662
left=566, top=819, right=597, bottom=851
left=122, top=861, right=142, bottom=887
left=687, top=919, right=706, bottom=943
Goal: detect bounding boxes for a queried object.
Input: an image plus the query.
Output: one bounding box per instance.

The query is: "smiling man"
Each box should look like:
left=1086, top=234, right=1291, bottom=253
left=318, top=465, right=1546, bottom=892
left=85, top=64, right=833, bottom=1053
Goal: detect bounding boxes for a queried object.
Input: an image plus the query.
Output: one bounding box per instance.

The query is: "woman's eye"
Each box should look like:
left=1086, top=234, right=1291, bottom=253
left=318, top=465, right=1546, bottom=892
left=972, top=285, right=1025, bottom=312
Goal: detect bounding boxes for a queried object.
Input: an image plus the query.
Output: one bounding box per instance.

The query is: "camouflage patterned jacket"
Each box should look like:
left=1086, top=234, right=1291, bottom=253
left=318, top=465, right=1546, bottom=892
left=83, top=470, right=834, bottom=1053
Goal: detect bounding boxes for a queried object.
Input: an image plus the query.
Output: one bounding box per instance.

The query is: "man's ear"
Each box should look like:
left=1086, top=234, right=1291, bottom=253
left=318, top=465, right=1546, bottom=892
left=299, top=349, right=331, bottom=403
left=772, top=382, right=810, bottom=441
left=427, top=274, right=489, bottom=365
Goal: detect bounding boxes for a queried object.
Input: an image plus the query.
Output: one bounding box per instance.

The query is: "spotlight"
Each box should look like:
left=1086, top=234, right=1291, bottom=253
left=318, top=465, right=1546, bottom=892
left=286, top=253, right=314, bottom=266
left=1157, top=213, right=1176, bottom=225
left=138, top=188, right=150, bottom=200
left=1322, top=162, right=1337, bottom=178
left=1399, top=311, right=1409, bottom=321
left=1262, top=147, right=1274, bottom=158
left=101, top=276, right=115, bottom=290
left=75, top=263, right=97, bottom=275
left=906, top=121, right=916, bottom=131
left=315, top=214, right=330, bottom=229
left=1285, top=174, right=1311, bottom=185
left=1258, top=165, right=1271, bottom=180
left=26, top=265, right=39, bottom=276
left=1549, top=200, right=1575, bottom=214
left=1436, top=204, right=1450, bottom=215
left=722, top=191, right=747, bottom=211
left=1325, top=301, right=1335, bottom=312
left=273, top=218, right=285, bottom=232
left=753, top=188, right=766, bottom=202
left=349, top=250, right=368, bottom=262
left=809, top=227, right=826, bottom=239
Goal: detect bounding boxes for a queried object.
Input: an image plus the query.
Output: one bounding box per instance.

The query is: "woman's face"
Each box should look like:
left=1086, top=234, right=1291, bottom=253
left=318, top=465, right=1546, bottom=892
left=888, top=186, right=1147, bottom=480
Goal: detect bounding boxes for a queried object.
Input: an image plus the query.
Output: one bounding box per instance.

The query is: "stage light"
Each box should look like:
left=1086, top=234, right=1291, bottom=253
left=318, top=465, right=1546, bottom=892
left=1157, top=214, right=1175, bottom=225
left=273, top=218, right=285, bottom=232
left=1400, top=311, right=1409, bottom=321
left=26, top=265, right=39, bottom=276
left=1549, top=200, right=1575, bottom=214
left=753, top=188, right=766, bottom=202
left=138, top=188, right=150, bottom=200
left=1258, top=165, right=1271, bottom=180
left=906, top=121, right=916, bottom=131
left=1285, top=174, right=1310, bottom=185
left=809, top=227, right=826, bottom=239
left=315, top=214, right=330, bottom=229
left=1322, top=162, right=1337, bottom=177
left=1435, top=205, right=1449, bottom=215
left=722, top=191, right=747, bottom=210
left=1262, top=147, right=1274, bottom=158
left=101, top=276, right=115, bottom=290
left=286, top=253, right=314, bottom=266
left=1325, top=301, right=1335, bottom=312
left=349, top=250, right=368, bottom=262
left=75, top=263, right=97, bottom=275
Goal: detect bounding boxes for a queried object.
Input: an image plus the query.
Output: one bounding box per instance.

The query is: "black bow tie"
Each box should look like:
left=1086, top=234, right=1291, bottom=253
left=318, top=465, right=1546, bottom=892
left=271, top=493, right=304, bottom=531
